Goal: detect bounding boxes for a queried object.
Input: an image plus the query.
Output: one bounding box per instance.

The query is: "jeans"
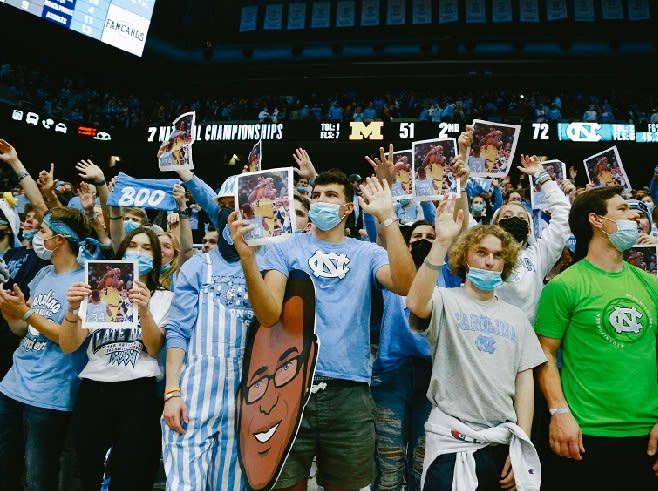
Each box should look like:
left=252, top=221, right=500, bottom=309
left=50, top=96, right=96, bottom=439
left=0, top=392, right=71, bottom=491
left=371, top=358, right=432, bottom=491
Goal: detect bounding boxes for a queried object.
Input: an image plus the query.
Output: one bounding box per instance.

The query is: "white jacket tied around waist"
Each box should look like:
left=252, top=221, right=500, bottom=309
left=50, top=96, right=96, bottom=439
left=422, top=407, right=541, bottom=491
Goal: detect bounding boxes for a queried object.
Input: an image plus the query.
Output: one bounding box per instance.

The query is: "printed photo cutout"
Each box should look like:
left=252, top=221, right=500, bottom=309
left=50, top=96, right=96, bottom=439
left=583, top=146, right=631, bottom=192
left=411, top=137, right=459, bottom=201
left=82, top=260, right=138, bottom=328
left=623, top=244, right=658, bottom=276
left=530, top=159, right=566, bottom=211
left=247, top=139, right=263, bottom=172
left=237, top=269, right=318, bottom=491
left=236, top=167, right=295, bottom=245
left=158, top=111, right=195, bottom=172
left=470, top=119, right=521, bottom=178
left=384, top=149, right=413, bottom=201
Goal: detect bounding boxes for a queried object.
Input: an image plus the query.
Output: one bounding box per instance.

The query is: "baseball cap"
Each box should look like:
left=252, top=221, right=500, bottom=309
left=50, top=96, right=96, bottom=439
left=348, top=173, right=363, bottom=182
left=215, top=175, right=238, bottom=200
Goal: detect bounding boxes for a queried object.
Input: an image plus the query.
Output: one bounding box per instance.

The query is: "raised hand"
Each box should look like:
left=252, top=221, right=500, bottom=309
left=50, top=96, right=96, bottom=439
left=457, top=125, right=474, bottom=159
left=292, top=148, right=317, bottom=181
left=364, top=144, right=396, bottom=187
left=172, top=184, right=186, bottom=208
left=228, top=211, right=256, bottom=258
left=452, top=156, right=470, bottom=189
left=37, top=163, right=57, bottom=193
left=518, top=154, right=543, bottom=177
left=79, top=182, right=96, bottom=212
left=358, top=177, right=393, bottom=223
left=76, top=159, right=105, bottom=184
left=0, top=139, right=18, bottom=164
left=434, top=197, right=463, bottom=246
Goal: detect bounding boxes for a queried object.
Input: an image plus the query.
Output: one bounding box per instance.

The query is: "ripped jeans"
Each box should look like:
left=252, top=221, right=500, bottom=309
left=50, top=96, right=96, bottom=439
left=371, top=358, right=432, bottom=491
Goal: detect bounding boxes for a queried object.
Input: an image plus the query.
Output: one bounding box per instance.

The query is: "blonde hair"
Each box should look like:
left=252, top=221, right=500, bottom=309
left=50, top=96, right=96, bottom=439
left=448, top=224, right=520, bottom=281
left=158, top=231, right=180, bottom=291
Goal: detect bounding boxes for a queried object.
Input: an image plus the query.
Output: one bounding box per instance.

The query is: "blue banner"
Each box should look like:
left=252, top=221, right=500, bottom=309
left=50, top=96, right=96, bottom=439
left=107, top=172, right=181, bottom=211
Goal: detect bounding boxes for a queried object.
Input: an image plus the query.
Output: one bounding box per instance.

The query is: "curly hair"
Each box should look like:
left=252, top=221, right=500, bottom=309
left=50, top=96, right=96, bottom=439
left=448, top=224, right=521, bottom=281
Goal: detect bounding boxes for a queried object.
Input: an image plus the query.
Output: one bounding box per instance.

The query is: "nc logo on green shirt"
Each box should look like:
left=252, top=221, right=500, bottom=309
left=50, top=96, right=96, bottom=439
left=603, top=300, right=649, bottom=342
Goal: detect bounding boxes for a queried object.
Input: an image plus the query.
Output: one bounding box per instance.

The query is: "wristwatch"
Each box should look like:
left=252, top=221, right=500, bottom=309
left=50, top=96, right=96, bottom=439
left=381, top=216, right=397, bottom=228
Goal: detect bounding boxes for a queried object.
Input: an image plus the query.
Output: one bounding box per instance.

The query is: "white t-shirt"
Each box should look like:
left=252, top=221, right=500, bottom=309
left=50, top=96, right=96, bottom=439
left=78, top=289, right=172, bottom=382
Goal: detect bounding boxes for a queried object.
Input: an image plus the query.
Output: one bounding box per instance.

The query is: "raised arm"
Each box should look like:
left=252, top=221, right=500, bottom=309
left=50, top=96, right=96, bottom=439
left=0, top=139, right=48, bottom=221
left=406, top=198, right=462, bottom=321
left=358, top=174, right=415, bottom=295
left=230, top=211, right=287, bottom=327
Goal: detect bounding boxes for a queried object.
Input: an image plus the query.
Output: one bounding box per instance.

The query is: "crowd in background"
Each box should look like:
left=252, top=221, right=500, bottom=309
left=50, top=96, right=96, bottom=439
left=2, top=61, right=658, bottom=130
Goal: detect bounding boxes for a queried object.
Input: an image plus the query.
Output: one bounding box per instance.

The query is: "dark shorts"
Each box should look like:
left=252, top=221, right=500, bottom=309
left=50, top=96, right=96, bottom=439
left=274, top=381, right=376, bottom=489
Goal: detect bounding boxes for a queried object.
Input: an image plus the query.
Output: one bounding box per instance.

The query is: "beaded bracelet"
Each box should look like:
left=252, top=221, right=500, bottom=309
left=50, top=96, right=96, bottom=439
left=16, top=171, right=30, bottom=182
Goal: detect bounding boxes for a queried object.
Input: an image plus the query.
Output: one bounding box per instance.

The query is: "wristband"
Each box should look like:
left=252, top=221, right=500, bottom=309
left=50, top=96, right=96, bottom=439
left=94, top=179, right=106, bottom=187
left=16, top=171, right=30, bottom=183
left=164, top=392, right=181, bottom=402
left=64, top=314, right=78, bottom=323
left=178, top=209, right=190, bottom=218
left=21, top=308, right=35, bottom=321
left=165, top=387, right=181, bottom=396
left=549, top=407, right=570, bottom=416
left=423, top=258, right=444, bottom=270
left=535, top=171, right=551, bottom=186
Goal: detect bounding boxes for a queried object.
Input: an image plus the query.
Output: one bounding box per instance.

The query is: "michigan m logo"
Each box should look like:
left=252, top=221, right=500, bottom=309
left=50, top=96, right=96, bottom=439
left=349, top=121, right=384, bottom=140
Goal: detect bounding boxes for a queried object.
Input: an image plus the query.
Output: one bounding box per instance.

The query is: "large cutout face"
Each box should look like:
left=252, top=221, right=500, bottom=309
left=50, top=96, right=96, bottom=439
left=236, top=270, right=317, bottom=491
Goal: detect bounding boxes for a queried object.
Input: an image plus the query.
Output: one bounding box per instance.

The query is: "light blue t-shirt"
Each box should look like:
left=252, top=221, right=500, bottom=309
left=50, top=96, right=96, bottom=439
left=0, top=265, right=87, bottom=411
left=260, top=233, right=388, bottom=382
left=372, top=288, right=431, bottom=373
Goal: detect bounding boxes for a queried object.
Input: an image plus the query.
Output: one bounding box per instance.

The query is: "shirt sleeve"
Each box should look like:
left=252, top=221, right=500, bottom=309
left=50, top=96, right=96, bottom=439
left=259, top=242, right=291, bottom=277
left=534, top=277, right=571, bottom=340
left=182, top=175, right=220, bottom=230
left=165, top=257, right=203, bottom=351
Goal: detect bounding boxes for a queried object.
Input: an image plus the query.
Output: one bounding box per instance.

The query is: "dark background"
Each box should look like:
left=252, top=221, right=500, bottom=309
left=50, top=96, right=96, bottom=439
left=1, top=1, right=658, bottom=190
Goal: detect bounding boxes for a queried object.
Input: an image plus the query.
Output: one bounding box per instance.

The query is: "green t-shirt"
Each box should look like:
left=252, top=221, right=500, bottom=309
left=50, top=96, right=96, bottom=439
left=535, top=259, right=658, bottom=437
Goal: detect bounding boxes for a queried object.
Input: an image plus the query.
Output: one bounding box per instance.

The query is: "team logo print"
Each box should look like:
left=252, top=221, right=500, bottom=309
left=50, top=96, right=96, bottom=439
left=609, top=306, right=643, bottom=334
left=602, top=299, right=649, bottom=343
left=475, top=335, right=495, bottom=354
left=308, top=250, right=350, bottom=279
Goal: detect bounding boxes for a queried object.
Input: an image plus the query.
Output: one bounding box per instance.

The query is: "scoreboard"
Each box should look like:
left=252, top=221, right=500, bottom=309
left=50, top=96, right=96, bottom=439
left=2, top=0, right=155, bottom=56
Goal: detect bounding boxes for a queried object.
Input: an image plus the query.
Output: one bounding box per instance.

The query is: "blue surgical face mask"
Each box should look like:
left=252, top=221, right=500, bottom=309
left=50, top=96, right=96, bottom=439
left=466, top=264, right=503, bottom=292
left=472, top=203, right=484, bottom=214
left=297, top=186, right=308, bottom=194
left=160, top=260, right=172, bottom=274
left=599, top=216, right=638, bottom=252
left=124, top=220, right=140, bottom=235
left=308, top=202, right=345, bottom=231
left=123, top=250, right=154, bottom=276
left=22, top=230, right=37, bottom=242
left=399, top=199, right=411, bottom=207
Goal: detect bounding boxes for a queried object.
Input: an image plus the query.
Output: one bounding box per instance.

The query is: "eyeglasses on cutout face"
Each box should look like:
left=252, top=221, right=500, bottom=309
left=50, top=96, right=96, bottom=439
left=245, top=353, right=305, bottom=404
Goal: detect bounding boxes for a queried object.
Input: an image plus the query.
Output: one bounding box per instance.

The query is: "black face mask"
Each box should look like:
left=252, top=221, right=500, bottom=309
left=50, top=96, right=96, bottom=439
left=498, top=216, right=529, bottom=244
left=217, top=206, right=240, bottom=262
left=410, top=239, right=433, bottom=269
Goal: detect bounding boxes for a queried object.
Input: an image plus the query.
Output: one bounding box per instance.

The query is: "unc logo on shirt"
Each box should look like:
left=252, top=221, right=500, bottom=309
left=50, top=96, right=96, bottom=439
left=308, top=250, right=351, bottom=279
left=475, top=335, right=495, bottom=354
left=601, top=298, right=650, bottom=344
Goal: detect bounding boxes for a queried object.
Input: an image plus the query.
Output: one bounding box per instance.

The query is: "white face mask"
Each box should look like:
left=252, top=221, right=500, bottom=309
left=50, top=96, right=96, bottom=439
left=32, top=233, right=54, bottom=261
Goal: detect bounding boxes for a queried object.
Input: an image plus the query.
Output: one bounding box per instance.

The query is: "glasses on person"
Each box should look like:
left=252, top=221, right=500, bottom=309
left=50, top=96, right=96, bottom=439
left=245, top=353, right=305, bottom=404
